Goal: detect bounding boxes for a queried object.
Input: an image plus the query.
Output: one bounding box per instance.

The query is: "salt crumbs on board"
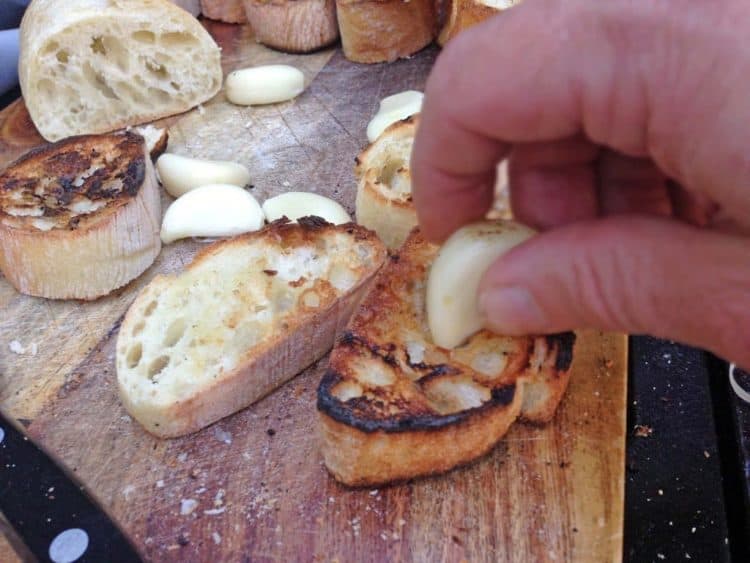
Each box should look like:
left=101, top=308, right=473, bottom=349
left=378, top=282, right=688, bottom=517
left=180, top=499, right=198, bottom=516
left=633, top=424, right=653, bottom=437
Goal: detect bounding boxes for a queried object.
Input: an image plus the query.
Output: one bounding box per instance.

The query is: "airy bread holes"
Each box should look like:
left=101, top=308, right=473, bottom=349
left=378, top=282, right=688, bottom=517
left=132, top=321, right=145, bottom=336
left=332, top=381, right=364, bottom=402
left=422, top=377, right=491, bottom=414
left=126, top=342, right=142, bottom=369
left=377, top=157, right=406, bottom=186
left=147, top=356, right=170, bottom=381
left=163, top=318, right=187, bottom=347
left=90, top=36, right=107, bottom=55
left=160, top=31, right=197, bottom=47
left=143, top=301, right=158, bottom=317
left=56, top=50, right=69, bottom=64
left=131, top=30, right=155, bottom=44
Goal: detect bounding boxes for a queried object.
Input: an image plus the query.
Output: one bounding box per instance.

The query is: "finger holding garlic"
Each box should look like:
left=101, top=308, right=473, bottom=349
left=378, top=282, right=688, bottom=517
left=160, top=184, right=265, bottom=244
left=225, top=65, right=305, bottom=106
left=156, top=154, right=251, bottom=198
left=262, top=192, right=351, bottom=225
left=426, top=220, right=536, bottom=349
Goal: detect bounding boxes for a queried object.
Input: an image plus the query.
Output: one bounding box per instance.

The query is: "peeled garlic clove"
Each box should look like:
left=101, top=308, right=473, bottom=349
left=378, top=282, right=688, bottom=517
left=426, top=220, right=536, bottom=349
left=225, top=65, right=305, bottom=106
left=262, top=192, right=351, bottom=225
left=160, top=184, right=265, bottom=244
left=366, top=90, right=424, bottom=142
left=156, top=153, right=250, bottom=198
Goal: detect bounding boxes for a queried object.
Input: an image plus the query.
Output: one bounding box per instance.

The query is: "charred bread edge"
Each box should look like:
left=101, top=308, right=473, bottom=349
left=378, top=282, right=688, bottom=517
left=318, top=331, right=574, bottom=433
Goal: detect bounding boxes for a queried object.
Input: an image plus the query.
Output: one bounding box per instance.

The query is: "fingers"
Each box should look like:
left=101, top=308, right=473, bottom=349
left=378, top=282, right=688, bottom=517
left=508, top=137, right=600, bottom=229
left=412, top=0, right=750, bottom=241
left=478, top=215, right=750, bottom=366
left=596, top=151, right=671, bottom=216
left=412, top=0, right=583, bottom=241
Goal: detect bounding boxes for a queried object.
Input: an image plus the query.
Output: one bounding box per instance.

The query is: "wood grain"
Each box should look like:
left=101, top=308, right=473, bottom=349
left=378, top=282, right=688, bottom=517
left=0, top=22, right=627, bottom=562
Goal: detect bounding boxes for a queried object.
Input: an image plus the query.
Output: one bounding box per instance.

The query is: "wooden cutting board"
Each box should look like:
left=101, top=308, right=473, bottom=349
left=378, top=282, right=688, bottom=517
left=0, top=21, right=628, bottom=563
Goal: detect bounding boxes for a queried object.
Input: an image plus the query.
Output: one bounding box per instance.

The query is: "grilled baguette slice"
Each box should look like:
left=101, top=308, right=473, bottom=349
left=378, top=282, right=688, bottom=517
left=201, top=0, right=248, bottom=22
left=355, top=116, right=417, bottom=249
left=19, top=0, right=222, bottom=141
left=336, top=0, right=437, bottom=63
left=317, top=229, right=574, bottom=486
left=116, top=218, right=387, bottom=438
left=355, top=116, right=510, bottom=248
left=0, top=132, right=161, bottom=300
left=243, top=0, right=339, bottom=53
left=439, top=0, right=519, bottom=45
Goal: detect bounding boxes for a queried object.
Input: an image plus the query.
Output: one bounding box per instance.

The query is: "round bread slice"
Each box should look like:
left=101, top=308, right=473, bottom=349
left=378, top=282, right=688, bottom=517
left=0, top=132, right=161, bottom=300
left=355, top=115, right=418, bottom=249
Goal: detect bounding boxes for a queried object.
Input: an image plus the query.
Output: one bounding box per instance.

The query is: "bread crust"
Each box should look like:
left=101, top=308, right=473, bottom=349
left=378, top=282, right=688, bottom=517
left=201, top=0, right=248, bottom=22
left=317, top=229, right=575, bottom=486
left=116, top=218, right=387, bottom=438
left=355, top=116, right=417, bottom=248
left=243, top=0, right=339, bottom=53
left=0, top=132, right=161, bottom=300
left=336, top=0, right=437, bottom=63
left=438, top=0, right=518, bottom=45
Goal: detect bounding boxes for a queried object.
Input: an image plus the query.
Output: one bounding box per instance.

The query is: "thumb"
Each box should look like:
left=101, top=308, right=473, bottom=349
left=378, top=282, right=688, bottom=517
left=478, top=216, right=750, bottom=367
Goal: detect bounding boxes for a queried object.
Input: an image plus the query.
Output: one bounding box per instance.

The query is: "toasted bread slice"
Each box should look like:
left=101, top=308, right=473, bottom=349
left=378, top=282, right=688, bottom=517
left=243, top=0, right=339, bottom=53
left=317, top=229, right=574, bottom=486
left=355, top=116, right=418, bottom=249
left=355, top=117, right=511, bottom=247
left=336, top=0, right=437, bottom=63
left=439, top=0, right=519, bottom=45
left=116, top=218, right=387, bottom=438
left=0, top=132, right=161, bottom=300
left=201, top=0, right=248, bottom=22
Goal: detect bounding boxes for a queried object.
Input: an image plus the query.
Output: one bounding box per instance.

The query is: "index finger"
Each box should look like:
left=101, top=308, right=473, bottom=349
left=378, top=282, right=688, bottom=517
left=411, top=0, right=636, bottom=241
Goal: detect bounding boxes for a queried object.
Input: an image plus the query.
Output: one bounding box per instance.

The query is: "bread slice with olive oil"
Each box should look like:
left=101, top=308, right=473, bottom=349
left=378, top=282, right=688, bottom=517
left=317, top=228, right=575, bottom=486
left=116, top=218, right=387, bottom=438
left=0, top=131, right=161, bottom=300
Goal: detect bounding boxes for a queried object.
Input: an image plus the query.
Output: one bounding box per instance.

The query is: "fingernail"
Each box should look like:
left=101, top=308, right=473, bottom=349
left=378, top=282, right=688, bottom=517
left=479, top=287, right=546, bottom=335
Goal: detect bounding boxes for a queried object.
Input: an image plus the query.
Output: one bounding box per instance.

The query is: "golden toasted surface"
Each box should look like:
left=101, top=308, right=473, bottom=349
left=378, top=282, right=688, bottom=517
left=318, top=229, right=562, bottom=433
left=355, top=115, right=417, bottom=207
left=0, top=132, right=146, bottom=231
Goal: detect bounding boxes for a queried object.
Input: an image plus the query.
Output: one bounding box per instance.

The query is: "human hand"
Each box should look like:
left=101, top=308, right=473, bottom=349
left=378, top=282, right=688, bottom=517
left=412, top=0, right=750, bottom=366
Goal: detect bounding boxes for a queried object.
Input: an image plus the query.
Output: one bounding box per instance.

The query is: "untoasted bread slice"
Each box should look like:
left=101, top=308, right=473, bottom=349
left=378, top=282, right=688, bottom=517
left=116, top=218, right=387, bottom=438
left=243, top=0, right=339, bottom=53
left=0, top=131, right=161, bottom=300
left=317, top=229, right=574, bottom=486
left=439, top=0, right=519, bottom=45
left=336, top=0, right=437, bottom=63
left=355, top=116, right=418, bottom=249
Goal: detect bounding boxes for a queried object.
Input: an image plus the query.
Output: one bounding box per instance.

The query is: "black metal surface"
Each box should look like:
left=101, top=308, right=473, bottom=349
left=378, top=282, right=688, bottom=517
left=624, top=337, right=737, bottom=562
left=0, top=414, right=142, bottom=562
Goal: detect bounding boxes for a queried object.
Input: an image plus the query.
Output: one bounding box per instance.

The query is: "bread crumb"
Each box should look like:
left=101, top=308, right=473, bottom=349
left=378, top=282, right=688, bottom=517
left=633, top=425, right=653, bottom=437
left=214, top=489, right=226, bottom=507
left=8, top=340, right=37, bottom=355
left=180, top=498, right=198, bottom=515
left=178, top=452, right=189, bottom=462
left=122, top=485, right=136, bottom=499
left=197, top=104, right=205, bottom=116
left=204, top=507, right=226, bottom=516
left=212, top=532, right=222, bottom=545
left=213, top=426, right=232, bottom=444
left=156, top=480, right=165, bottom=488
